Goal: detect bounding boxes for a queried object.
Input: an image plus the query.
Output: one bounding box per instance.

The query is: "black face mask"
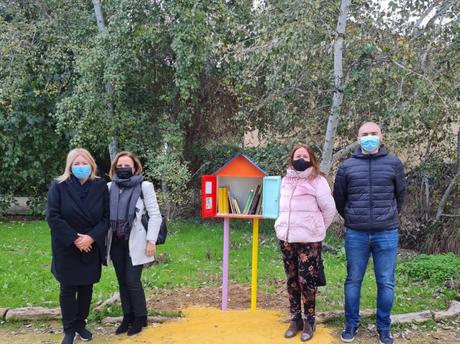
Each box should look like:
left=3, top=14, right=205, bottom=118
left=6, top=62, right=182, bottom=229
left=116, top=167, right=134, bottom=179
left=292, top=159, right=312, bottom=172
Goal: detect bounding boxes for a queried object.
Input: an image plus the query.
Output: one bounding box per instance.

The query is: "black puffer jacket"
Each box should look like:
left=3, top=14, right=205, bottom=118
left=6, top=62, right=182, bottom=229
left=333, top=148, right=406, bottom=231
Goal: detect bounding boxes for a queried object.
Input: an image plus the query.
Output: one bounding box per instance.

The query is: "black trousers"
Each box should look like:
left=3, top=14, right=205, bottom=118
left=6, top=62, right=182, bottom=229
left=59, top=284, right=93, bottom=333
left=111, top=236, right=147, bottom=317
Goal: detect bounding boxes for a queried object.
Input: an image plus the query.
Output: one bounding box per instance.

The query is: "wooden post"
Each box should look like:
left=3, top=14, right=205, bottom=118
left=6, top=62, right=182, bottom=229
left=251, top=218, right=259, bottom=310
left=222, top=217, right=230, bottom=310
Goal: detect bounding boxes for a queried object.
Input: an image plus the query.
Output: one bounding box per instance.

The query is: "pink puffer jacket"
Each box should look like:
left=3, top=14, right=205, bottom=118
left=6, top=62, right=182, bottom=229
left=274, top=167, right=336, bottom=243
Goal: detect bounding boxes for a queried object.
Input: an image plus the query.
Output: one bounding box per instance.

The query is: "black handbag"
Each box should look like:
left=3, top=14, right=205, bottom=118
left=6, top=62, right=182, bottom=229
left=140, top=189, right=167, bottom=245
left=317, top=253, right=326, bottom=286
left=141, top=213, right=167, bottom=245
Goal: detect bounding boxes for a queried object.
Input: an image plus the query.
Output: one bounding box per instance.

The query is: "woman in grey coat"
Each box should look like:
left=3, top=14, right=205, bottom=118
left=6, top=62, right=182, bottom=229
left=106, top=151, right=162, bottom=336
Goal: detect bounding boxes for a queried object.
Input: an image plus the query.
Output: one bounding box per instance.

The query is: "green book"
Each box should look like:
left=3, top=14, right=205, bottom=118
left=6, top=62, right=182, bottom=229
left=243, top=189, right=255, bottom=214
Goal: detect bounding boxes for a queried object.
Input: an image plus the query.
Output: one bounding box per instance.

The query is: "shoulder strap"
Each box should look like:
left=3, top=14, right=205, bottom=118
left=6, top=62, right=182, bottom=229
left=140, top=181, right=146, bottom=201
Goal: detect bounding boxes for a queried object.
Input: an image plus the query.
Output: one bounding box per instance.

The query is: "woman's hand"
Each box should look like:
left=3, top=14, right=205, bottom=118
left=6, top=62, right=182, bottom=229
left=75, top=234, right=95, bottom=253
left=146, top=241, right=156, bottom=257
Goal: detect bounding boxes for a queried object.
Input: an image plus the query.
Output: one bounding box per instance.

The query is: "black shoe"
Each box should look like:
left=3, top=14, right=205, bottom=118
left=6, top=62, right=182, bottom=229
left=115, top=313, right=134, bottom=335
left=61, top=332, right=75, bottom=344
left=76, top=327, right=93, bottom=341
left=284, top=318, right=303, bottom=338
left=341, top=324, right=359, bottom=342
left=127, top=315, right=147, bottom=336
left=378, top=329, right=394, bottom=344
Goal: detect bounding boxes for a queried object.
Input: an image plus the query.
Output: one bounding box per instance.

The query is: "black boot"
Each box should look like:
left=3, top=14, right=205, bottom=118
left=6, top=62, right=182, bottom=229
left=115, top=313, right=134, bottom=335
left=300, top=316, right=316, bottom=342
left=127, top=315, right=147, bottom=336
left=284, top=317, right=303, bottom=338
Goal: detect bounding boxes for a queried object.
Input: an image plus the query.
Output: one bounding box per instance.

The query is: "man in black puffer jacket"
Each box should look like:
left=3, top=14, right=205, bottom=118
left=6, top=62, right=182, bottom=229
left=333, top=122, right=406, bottom=344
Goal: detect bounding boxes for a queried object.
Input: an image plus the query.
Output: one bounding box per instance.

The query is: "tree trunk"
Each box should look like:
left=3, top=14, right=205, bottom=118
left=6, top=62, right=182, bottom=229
left=320, top=0, right=351, bottom=175
left=91, top=0, right=118, bottom=161
left=435, top=131, right=460, bottom=221
left=161, top=142, right=171, bottom=219
left=92, top=0, right=106, bottom=31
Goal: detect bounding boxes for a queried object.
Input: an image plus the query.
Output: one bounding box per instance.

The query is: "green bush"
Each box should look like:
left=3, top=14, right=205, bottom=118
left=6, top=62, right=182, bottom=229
left=0, top=193, right=15, bottom=217
left=198, top=141, right=294, bottom=177
left=27, top=195, right=47, bottom=217
left=245, top=141, right=293, bottom=175
left=398, top=253, right=460, bottom=283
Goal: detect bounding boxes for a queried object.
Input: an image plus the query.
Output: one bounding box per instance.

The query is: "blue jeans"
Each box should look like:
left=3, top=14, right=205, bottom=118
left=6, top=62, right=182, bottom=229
left=344, top=228, right=399, bottom=331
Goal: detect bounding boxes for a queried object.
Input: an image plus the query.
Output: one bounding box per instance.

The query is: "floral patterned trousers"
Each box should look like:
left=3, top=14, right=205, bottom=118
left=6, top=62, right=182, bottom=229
left=279, top=240, right=322, bottom=321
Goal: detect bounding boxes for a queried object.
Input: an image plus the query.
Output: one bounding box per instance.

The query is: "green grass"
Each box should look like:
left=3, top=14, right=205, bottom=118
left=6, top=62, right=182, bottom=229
left=0, top=220, right=458, bottom=316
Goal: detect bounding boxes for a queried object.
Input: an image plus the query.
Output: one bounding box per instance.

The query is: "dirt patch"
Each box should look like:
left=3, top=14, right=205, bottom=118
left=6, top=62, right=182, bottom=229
left=147, top=282, right=289, bottom=313
left=0, top=321, right=122, bottom=344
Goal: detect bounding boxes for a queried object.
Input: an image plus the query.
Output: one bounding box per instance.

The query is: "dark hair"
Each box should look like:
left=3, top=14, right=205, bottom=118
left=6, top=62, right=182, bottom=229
left=109, top=151, right=143, bottom=179
left=288, top=144, right=323, bottom=179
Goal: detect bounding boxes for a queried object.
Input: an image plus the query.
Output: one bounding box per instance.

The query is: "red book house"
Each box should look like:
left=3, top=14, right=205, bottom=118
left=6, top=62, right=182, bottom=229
left=201, top=154, right=281, bottom=310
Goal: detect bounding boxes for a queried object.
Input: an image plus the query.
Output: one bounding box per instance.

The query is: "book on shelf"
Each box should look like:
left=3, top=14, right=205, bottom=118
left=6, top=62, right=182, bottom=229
left=218, top=186, right=230, bottom=214
left=218, top=184, right=263, bottom=216
left=255, top=192, right=263, bottom=215
left=233, top=198, right=242, bottom=214
left=228, top=190, right=235, bottom=214
left=249, top=185, right=262, bottom=215
left=217, top=187, right=223, bottom=213
left=243, top=189, right=255, bottom=214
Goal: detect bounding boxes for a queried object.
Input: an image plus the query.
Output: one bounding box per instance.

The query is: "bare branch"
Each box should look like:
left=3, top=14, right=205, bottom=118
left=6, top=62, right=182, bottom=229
left=413, top=0, right=442, bottom=31
left=411, top=0, right=455, bottom=42
left=332, top=141, right=359, bottom=163
left=435, top=168, right=460, bottom=221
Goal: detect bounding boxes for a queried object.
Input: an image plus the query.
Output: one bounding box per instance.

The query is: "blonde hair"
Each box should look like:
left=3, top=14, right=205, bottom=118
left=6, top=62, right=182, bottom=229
left=109, top=151, right=143, bottom=179
left=57, top=148, right=98, bottom=182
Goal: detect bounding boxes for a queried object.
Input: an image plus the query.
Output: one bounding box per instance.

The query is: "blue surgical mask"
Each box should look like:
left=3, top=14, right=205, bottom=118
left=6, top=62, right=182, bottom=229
left=71, top=164, right=91, bottom=180
left=360, top=135, right=380, bottom=152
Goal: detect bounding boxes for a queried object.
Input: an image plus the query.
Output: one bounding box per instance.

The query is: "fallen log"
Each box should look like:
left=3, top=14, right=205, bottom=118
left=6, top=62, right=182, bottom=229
left=433, top=301, right=460, bottom=321
left=445, top=280, right=460, bottom=290
left=5, top=307, right=61, bottom=321
left=94, top=293, right=120, bottom=312
left=390, top=311, right=432, bottom=324
left=281, top=309, right=374, bottom=323
left=0, top=308, right=9, bottom=320
left=2, top=301, right=459, bottom=323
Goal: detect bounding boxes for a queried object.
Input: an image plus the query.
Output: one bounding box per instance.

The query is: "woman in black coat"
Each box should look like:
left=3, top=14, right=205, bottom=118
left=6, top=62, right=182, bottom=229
left=47, top=148, right=109, bottom=344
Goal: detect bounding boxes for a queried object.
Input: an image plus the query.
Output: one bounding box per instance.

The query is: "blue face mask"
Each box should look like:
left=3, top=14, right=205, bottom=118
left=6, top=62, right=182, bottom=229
left=360, top=135, right=380, bottom=152
left=71, top=164, right=91, bottom=180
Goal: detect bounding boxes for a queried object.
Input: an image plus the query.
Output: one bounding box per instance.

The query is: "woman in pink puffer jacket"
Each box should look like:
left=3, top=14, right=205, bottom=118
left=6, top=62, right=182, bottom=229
left=275, top=144, right=336, bottom=341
